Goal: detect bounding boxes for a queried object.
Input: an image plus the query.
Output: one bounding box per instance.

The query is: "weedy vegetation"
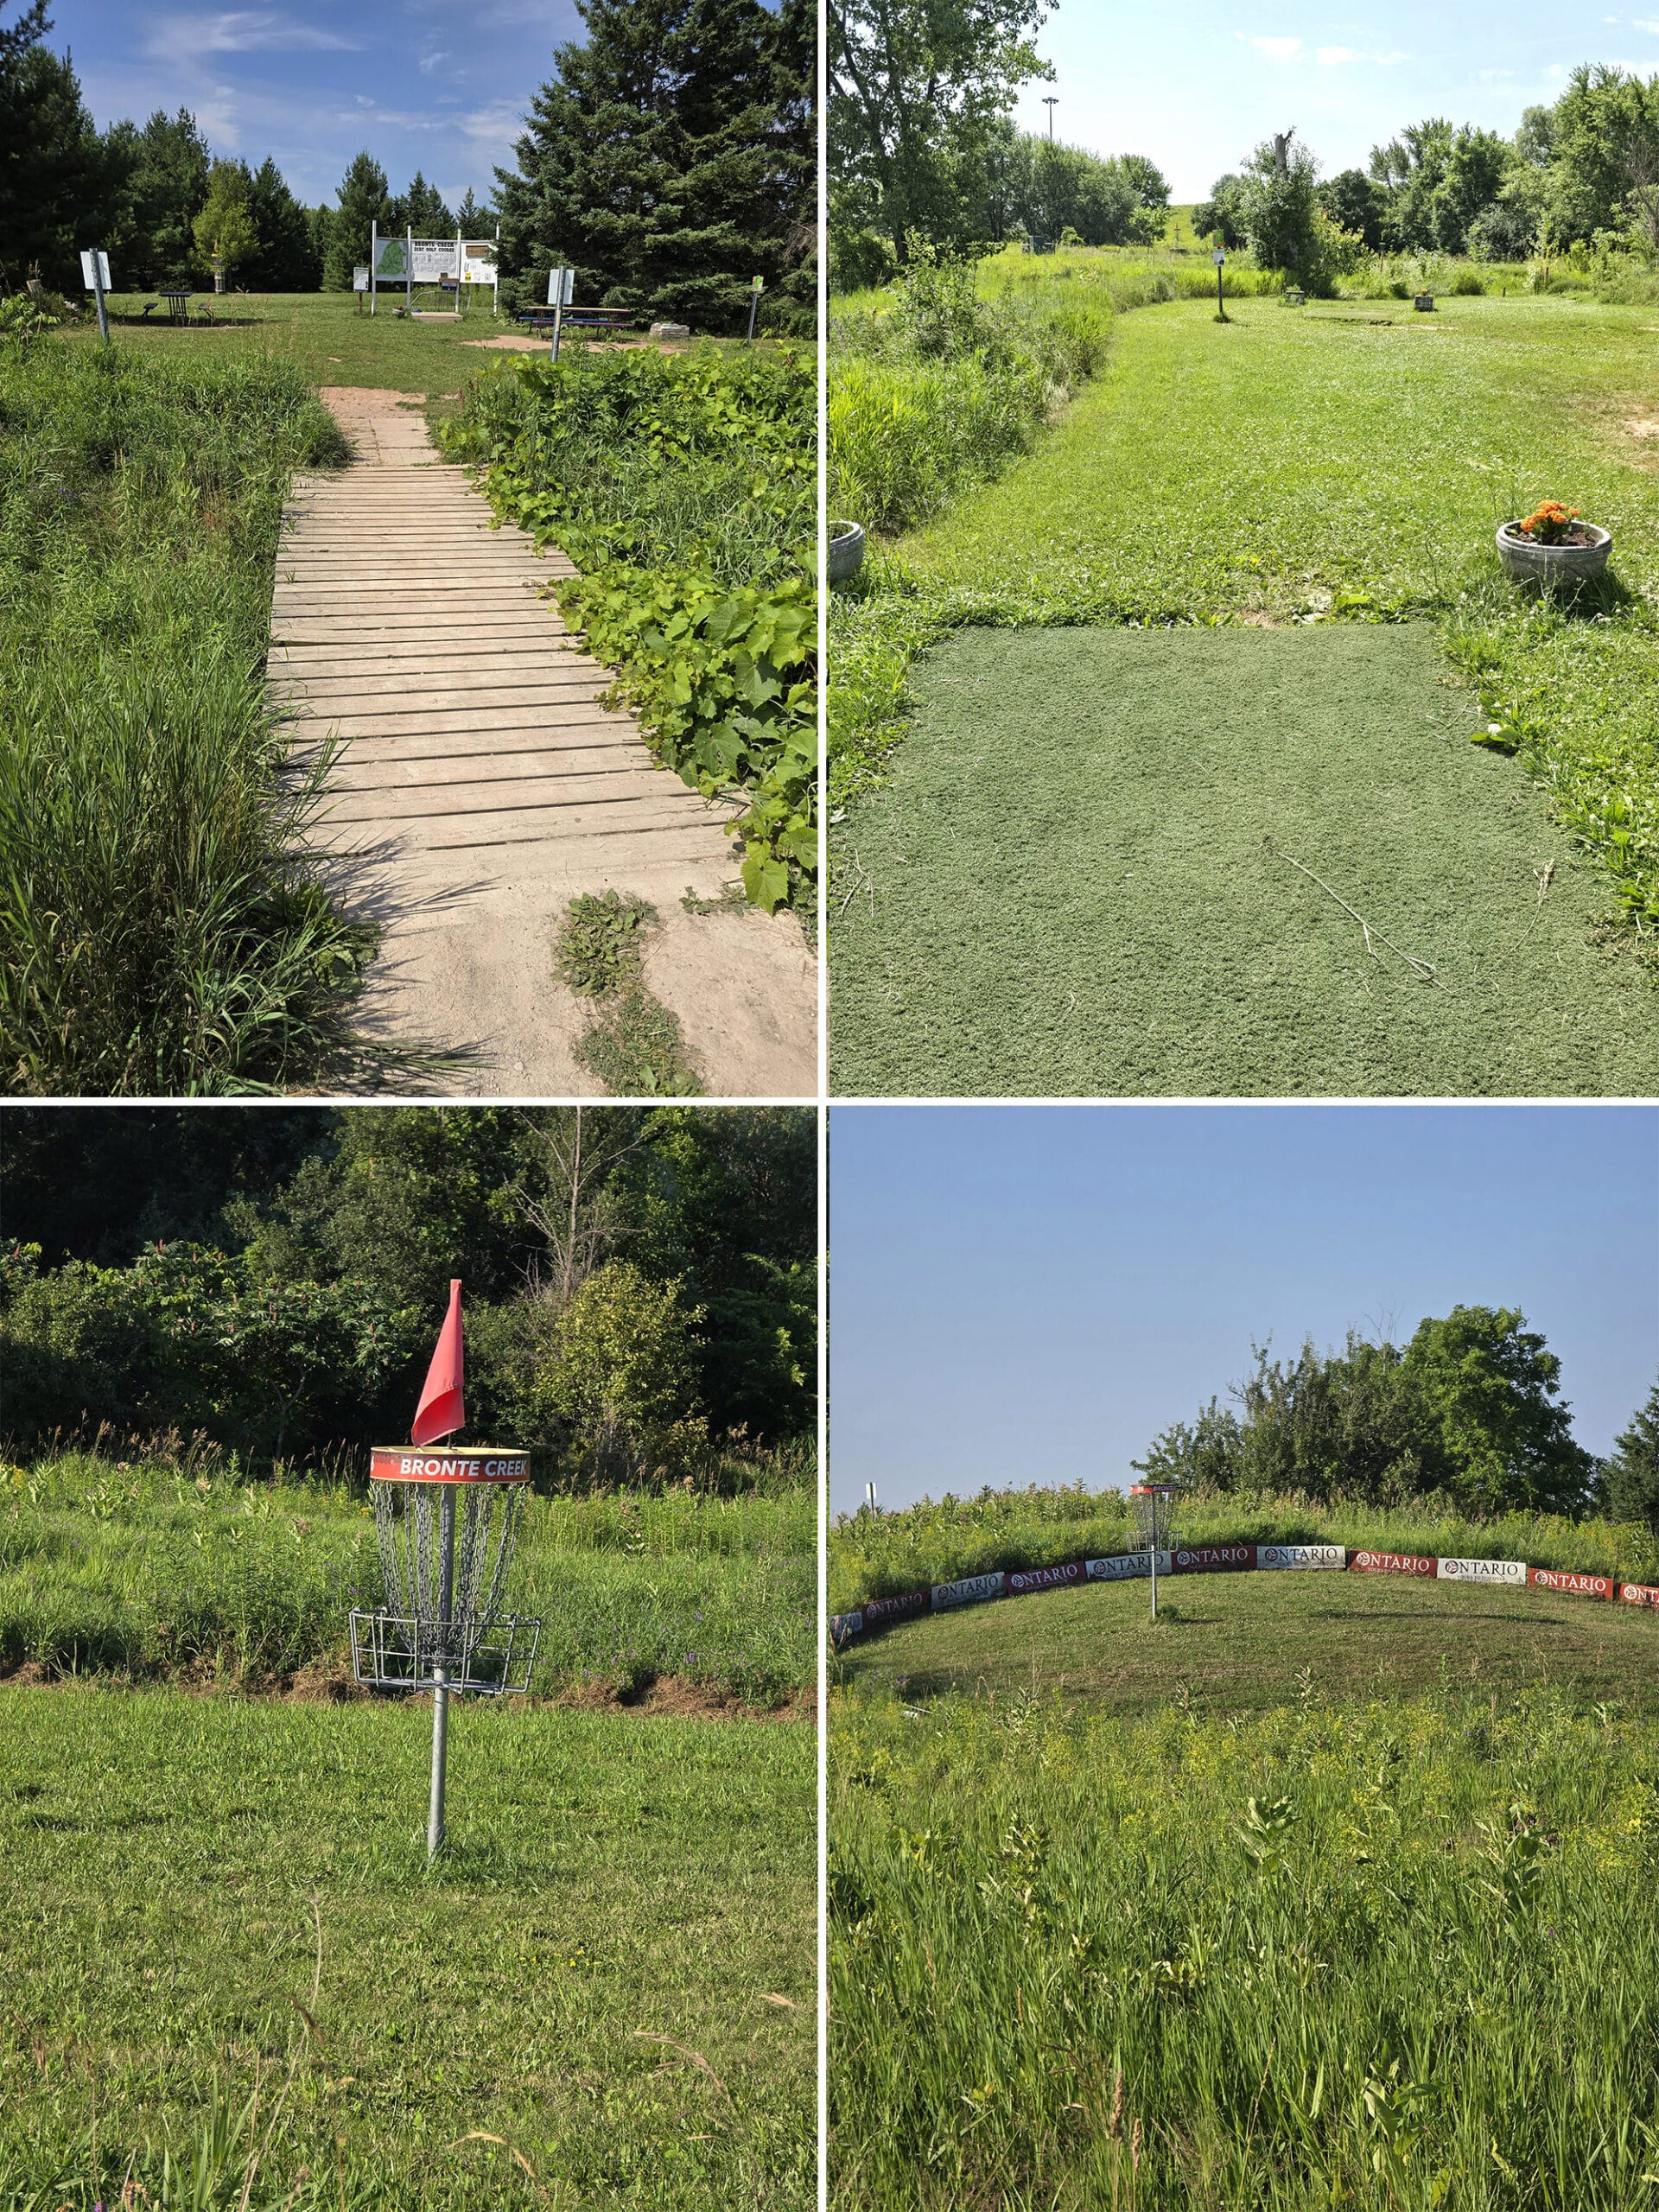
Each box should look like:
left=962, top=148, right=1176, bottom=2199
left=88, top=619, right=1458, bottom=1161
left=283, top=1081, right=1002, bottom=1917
left=0, top=1449, right=813, bottom=1707
left=0, top=338, right=380, bottom=1095
left=439, top=345, right=817, bottom=918
left=551, top=893, right=702, bottom=1097
left=831, top=1680, right=1659, bottom=2209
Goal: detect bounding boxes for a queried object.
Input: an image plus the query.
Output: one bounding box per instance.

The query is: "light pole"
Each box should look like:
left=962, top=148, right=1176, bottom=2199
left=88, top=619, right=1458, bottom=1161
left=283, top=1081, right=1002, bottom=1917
left=1043, top=96, right=1058, bottom=141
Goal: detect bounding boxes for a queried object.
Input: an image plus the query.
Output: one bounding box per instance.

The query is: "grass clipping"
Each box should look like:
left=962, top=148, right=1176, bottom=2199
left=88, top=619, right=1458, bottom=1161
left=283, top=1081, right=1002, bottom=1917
left=554, top=891, right=702, bottom=1096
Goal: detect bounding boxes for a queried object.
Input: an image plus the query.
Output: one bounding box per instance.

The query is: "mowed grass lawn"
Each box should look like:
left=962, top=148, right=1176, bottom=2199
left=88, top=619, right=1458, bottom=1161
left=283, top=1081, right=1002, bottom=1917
left=830, top=292, right=1659, bottom=1095
left=833, top=1562, right=1659, bottom=1716
left=70, top=293, right=772, bottom=404
left=0, top=1686, right=812, bottom=2210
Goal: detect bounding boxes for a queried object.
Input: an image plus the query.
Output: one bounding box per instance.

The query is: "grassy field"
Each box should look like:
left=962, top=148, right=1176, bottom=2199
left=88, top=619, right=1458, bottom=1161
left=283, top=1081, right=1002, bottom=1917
left=1, top=1684, right=813, bottom=2209
left=829, top=289, right=1659, bottom=1094
left=830, top=1669, right=1659, bottom=2208
left=67, top=293, right=780, bottom=407
left=1, top=1454, right=815, bottom=1708
left=833, top=1564, right=1659, bottom=1717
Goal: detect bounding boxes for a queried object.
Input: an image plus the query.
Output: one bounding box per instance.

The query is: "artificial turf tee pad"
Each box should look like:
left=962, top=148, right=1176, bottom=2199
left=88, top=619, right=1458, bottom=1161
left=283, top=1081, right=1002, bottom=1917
left=830, top=621, right=1659, bottom=1096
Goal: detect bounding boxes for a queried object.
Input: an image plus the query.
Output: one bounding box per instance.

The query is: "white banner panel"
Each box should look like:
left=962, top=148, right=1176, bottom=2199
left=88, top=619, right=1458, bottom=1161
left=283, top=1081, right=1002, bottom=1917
left=931, top=1572, right=1007, bottom=1611
left=1257, top=1544, right=1347, bottom=1571
left=1086, top=1551, right=1171, bottom=1581
left=1437, top=1555, right=1526, bottom=1586
left=79, top=249, right=111, bottom=290
left=461, top=240, right=498, bottom=284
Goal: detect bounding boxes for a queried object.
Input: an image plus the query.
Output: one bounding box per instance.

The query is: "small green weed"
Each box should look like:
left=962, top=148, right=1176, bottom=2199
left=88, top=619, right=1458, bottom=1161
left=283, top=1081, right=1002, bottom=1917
left=554, top=888, right=657, bottom=995
left=576, top=988, right=703, bottom=1098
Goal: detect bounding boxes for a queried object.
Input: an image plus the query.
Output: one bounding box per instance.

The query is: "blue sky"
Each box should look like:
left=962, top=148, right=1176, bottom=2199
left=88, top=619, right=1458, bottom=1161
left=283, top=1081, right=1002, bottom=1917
left=1012, top=2, right=1659, bottom=200
left=54, top=0, right=584, bottom=208
left=828, top=1106, right=1659, bottom=1516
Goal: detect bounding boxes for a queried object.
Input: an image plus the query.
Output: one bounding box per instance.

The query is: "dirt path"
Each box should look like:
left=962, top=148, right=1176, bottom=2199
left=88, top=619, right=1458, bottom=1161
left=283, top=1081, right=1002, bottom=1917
left=270, top=387, right=815, bottom=1096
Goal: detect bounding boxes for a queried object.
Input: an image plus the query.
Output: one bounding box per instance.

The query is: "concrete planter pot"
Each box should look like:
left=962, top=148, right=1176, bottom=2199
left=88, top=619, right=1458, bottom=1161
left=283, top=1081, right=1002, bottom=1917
left=1283, top=287, right=1305, bottom=307
left=1414, top=292, right=1434, bottom=311
left=828, top=518, right=866, bottom=585
left=1496, top=519, right=1611, bottom=587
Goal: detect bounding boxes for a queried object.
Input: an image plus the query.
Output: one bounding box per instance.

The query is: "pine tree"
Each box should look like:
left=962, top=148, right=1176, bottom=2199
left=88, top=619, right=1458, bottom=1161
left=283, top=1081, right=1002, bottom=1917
left=191, top=157, right=259, bottom=283
left=494, top=0, right=813, bottom=331
left=391, top=168, right=455, bottom=238
left=1600, top=1381, right=1659, bottom=1535
left=245, top=156, right=318, bottom=289
left=455, top=187, right=488, bottom=235
left=323, top=150, right=392, bottom=289
left=116, top=109, right=212, bottom=286
left=0, top=3, right=121, bottom=293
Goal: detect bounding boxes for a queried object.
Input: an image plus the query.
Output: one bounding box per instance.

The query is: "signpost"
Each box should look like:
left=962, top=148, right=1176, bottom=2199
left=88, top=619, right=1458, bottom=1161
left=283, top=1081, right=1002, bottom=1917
left=747, top=274, right=765, bottom=342
left=547, top=264, right=575, bottom=359
left=79, top=248, right=111, bottom=346
left=1212, top=244, right=1227, bottom=321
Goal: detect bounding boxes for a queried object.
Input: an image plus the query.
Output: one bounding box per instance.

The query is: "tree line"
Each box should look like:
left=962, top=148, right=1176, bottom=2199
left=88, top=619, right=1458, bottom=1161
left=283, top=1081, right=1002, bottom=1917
left=830, top=0, right=1167, bottom=270
left=1197, top=64, right=1659, bottom=279
left=1132, top=1310, right=1659, bottom=1532
left=0, top=1107, right=815, bottom=1484
left=2, top=0, right=813, bottom=332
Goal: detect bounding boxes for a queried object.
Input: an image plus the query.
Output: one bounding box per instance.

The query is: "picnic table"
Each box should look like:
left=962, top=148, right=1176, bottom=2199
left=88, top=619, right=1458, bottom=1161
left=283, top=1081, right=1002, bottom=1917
left=156, top=289, right=194, bottom=322
left=514, top=306, right=635, bottom=335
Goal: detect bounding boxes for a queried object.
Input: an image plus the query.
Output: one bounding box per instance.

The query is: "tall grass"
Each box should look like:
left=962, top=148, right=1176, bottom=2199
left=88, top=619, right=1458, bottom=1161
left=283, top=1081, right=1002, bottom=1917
left=0, top=1452, right=814, bottom=1703
left=830, top=1686, right=1659, bottom=2207
left=830, top=1483, right=1659, bottom=1611
left=0, top=339, right=377, bottom=1093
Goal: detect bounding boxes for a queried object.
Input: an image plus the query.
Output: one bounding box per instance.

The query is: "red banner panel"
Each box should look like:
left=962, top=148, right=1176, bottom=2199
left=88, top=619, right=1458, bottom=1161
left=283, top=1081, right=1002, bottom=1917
left=1172, top=1544, right=1256, bottom=1573
left=861, top=1588, right=930, bottom=1626
left=1007, top=1560, right=1085, bottom=1595
left=1620, top=1584, right=1659, bottom=1608
left=1528, top=1567, right=1615, bottom=1601
left=1348, top=1550, right=1438, bottom=1577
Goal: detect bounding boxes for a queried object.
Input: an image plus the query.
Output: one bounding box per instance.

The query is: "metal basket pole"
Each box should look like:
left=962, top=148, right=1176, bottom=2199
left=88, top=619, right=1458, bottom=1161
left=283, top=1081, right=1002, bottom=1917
left=1149, top=1491, right=1160, bottom=1621
left=428, top=1487, right=456, bottom=1859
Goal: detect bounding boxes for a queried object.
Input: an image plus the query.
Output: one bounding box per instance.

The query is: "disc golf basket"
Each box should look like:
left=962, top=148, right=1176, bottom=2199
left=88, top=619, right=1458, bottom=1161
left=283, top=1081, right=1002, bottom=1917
left=1127, top=1482, right=1181, bottom=1618
left=350, top=1446, right=543, bottom=1857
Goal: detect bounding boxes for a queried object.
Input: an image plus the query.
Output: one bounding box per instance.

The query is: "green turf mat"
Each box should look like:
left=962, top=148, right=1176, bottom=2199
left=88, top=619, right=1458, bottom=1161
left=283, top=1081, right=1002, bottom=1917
left=830, top=620, right=1659, bottom=1095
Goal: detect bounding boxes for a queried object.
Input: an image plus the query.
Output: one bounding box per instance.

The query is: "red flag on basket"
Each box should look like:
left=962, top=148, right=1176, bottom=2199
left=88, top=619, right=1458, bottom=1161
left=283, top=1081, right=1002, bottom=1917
left=411, top=1280, right=465, bottom=1444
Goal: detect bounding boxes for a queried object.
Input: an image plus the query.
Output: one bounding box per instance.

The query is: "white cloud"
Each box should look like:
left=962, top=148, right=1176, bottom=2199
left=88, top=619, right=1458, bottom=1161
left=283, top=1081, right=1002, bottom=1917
left=418, top=48, right=451, bottom=74
left=143, top=10, right=360, bottom=65
left=1240, top=34, right=1304, bottom=60
left=1633, top=15, right=1659, bottom=28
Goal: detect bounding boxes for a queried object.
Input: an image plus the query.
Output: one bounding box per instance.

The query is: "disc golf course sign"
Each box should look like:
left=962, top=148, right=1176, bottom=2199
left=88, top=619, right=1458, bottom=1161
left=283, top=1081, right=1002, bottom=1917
left=367, top=225, right=499, bottom=316
left=349, top=1281, right=540, bottom=1859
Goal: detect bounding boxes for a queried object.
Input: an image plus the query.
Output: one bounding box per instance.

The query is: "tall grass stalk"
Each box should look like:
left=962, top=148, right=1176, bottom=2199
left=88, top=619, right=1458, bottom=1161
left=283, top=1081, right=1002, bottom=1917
left=0, top=339, right=378, bottom=1093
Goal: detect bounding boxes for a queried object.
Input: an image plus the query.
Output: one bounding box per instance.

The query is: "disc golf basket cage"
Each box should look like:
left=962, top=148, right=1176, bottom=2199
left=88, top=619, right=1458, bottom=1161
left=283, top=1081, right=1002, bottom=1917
left=350, top=1446, right=543, bottom=1855
left=1127, top=1482, right=1181, bottom=1618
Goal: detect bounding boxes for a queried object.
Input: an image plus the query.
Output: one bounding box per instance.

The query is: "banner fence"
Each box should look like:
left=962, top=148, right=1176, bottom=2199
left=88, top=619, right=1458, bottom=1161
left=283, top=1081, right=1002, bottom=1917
left=829, top=1540, right=1655, bottom=1646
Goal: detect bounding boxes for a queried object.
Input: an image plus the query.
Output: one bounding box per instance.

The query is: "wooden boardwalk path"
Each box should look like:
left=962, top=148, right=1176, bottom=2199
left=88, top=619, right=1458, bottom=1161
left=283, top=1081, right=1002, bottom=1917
left=268, top=389, right=813, bottom=1095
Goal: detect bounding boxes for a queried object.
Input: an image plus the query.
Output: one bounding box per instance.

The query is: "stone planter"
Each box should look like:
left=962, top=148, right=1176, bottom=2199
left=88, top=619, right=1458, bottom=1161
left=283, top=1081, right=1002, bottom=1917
left=1496, top=518, right=1611, bottom=587
left=1414, top=292, right=1434, bottom=311
left=1283, top=287, right=1305, bottom=307
left=828, top=518, right=866, bottom=585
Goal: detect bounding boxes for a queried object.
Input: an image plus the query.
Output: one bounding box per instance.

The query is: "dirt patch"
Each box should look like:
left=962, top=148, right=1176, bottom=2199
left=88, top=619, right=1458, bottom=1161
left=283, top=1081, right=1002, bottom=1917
left=1626, top=417, right=1659, bottom=440
left=547, top=1674, right=815, bottom=1722
left=461, top=336, right=687, bottom=354
left=283, top=1654, right=370, bottom=1703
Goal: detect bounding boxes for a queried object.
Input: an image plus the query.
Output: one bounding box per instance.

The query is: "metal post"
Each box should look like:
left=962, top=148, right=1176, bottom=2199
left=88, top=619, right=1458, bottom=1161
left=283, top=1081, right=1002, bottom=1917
left=427, top=1487, right=456, bottom=1859
left=1217, top=262, right=1224, bottom=318
left=370, top=221, right=377, bottom=316
left=405, top=228, right=412, bottom=319
left=747, top=282, right=760, bottom=341
left=92, top=256, right=110, bottom=347
left=1149, top=1492, right=1159, bottom=1622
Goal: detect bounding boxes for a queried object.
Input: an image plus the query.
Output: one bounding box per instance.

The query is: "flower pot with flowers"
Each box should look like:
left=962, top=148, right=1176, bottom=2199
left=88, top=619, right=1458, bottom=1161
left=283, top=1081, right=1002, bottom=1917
left=1496, top=499, right=1611, bottom=586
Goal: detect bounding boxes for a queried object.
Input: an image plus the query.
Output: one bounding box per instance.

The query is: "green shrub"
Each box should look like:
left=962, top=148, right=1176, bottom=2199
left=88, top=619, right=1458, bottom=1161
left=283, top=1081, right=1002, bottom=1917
left=438, top=342, right=816, bottom=915
left=525, top=1259, right=712, bottom=1487
left=1450, top=266, right=1485, bottom=295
